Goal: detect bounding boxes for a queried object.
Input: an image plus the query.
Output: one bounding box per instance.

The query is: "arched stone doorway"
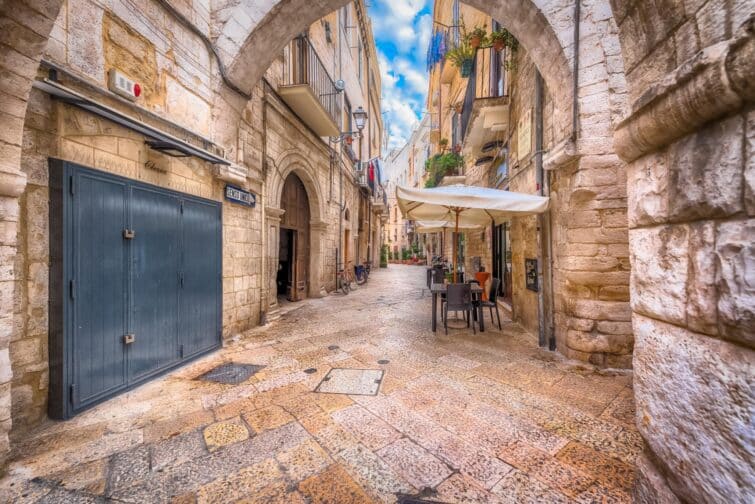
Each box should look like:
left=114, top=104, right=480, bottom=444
left=278, top=173, right=310, bottom=301
left=265, top=154, right=327, bottom=316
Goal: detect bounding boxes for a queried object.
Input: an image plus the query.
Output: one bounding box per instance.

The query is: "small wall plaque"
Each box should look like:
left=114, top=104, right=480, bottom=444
left=224, top=184, right=255, bottom=207
left=525, top=258, right=538, bottom=292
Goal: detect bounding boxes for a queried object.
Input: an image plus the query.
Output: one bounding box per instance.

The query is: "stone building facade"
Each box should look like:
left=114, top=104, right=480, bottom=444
left=0, top=0, right=753, bottom=501
left=0, top=0, right=384, bottom=458
left=381, top=115, right=432, bottom=259
left=426, top=0, right=632, bottom=365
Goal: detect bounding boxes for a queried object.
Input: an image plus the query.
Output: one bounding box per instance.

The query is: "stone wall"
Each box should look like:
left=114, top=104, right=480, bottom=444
left=5, top=0, right=379, bottom=442
left=611, top=0, right=754, bottom=501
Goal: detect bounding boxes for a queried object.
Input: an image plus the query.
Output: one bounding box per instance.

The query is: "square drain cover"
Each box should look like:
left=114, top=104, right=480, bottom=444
left=198, top=363, right=265, bottom=384
left=315, top=368, right=384, bottom=396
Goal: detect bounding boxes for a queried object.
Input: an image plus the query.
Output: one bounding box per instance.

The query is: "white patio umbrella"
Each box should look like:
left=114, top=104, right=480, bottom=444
left=414, top=220, right=483, bottom=233
left=397, top=184, right=549, bottom=282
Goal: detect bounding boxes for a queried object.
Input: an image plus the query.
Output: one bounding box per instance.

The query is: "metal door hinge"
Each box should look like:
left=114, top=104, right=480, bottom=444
left=69, top=384, right=75, bottom=403
left=69, top=280, right=75, bottom=300
left=69, top=175, right=75, bottom=195
left=179, top=344, right=184, bottom=358
left=123, top=229, right=136, bottom=239
left=180, top=201, right=184, bottom=214
left=179, top=272, right=184, bottom=288
left=123, top=333, right=135, bottom=345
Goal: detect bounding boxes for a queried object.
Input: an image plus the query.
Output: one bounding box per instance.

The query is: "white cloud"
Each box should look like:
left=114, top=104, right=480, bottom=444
left=370, top=1, right=431, bottom=150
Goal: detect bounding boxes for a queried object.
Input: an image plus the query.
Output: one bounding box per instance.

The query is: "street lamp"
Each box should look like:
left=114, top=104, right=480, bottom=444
left=353, top=106, right=368, bottom=131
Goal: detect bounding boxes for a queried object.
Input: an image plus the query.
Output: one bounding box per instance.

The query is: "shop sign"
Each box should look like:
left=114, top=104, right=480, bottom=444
left=224, top=184, right=256, bottom=207
left=517, top=108, right=532, bottom=161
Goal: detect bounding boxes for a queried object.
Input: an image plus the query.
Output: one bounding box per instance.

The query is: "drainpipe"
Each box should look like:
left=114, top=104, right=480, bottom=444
left=260, top=83, right=270, bottom=322
left=535, top=70, right=547, bottom=348
left=571, top=0, right=581, bottom=142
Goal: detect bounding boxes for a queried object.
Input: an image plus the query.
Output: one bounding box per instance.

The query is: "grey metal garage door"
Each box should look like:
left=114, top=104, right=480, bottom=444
left=48, top=160, right=222, bottom=418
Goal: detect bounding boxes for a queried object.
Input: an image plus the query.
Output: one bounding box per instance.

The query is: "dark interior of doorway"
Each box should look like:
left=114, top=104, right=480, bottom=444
left=493, top=223, right=512, bottom=303
left=278, top=228, right=296, bottom=300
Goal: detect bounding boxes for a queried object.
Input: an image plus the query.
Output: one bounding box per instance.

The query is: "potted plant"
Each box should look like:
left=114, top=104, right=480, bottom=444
left=446, top=40, right=475, bottom=78
left=467, top=26, right=488, bottom=49
left=439, top=138, right=449, bottom=150
left=490, top=28, right=517, bottom=52
left=453, top=144, right=462, bottom=154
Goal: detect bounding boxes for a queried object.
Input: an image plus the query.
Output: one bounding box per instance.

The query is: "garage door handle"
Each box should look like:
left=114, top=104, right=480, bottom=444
left=123, top=334, right=135, bottom=345
left=123, top=229, right=136, bottom=239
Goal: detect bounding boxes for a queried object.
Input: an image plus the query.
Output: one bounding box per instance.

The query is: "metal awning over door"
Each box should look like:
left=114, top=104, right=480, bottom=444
left=48, top=160, right=222, bottom=418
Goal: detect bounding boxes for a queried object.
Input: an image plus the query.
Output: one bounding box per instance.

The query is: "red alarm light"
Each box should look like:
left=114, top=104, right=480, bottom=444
left=133, top=83, right=142, bottom=98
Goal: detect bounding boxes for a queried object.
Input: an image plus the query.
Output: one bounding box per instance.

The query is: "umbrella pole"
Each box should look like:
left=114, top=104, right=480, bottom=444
left=453, top=209, right=460, bottom=283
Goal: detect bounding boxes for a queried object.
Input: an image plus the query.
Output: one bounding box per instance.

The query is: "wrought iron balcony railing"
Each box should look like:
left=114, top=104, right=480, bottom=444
left=282, top=36, right=342, bottom=133
left=461, top=47, right=509, bottom=140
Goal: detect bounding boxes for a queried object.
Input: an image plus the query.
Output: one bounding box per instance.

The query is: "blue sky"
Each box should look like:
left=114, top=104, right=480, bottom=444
left=367, top=0, right=433, bottom=151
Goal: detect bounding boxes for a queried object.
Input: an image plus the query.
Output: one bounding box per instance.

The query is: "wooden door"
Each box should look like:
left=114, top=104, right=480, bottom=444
left=280, top=174, right=310, bottom=300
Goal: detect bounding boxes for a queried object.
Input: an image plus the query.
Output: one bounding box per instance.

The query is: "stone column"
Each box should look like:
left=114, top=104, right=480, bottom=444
left=612, top=11, right=755, bottom=504
left=264, top=207, right=285, bottom=321
left=0, top=161, right=25, bottom=468
left=309, top=220, right=328, bottom=297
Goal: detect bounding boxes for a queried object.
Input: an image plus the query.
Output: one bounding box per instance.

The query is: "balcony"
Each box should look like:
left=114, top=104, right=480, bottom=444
left=460, top=47, right=511, bottom=160
left=279, top=36, right=341, bottom=137
left=355, top=162, right=369, bottom=190
left=429, top=115, right=441, bottom=144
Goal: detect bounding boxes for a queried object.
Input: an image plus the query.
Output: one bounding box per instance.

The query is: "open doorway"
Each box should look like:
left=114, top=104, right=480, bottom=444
left=279, top=173, right=310, bottom=302
left=278, top=228, right=296, bottom=300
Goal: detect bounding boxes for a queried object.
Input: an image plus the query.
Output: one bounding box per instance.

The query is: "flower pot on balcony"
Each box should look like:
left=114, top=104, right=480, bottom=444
left=460, top=59, right=473, bottom=78
left=493, top=40, right=505, bottom=51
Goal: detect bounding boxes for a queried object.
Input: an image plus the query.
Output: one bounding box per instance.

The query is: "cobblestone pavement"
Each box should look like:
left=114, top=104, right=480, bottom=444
left=0, top=265, right=641, bottom=503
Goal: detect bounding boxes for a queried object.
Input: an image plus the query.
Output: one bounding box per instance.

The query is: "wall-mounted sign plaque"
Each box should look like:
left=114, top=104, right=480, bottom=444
left=224, top=184, right=255, bottom=207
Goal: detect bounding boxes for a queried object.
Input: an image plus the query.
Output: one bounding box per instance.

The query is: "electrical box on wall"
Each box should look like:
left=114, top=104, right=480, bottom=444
left=108, top=69, right=141, bottom=101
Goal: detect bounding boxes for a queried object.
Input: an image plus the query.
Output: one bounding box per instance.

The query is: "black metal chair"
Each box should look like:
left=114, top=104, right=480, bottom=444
left=480, top=278, right=503, bottom=330
left=444, top=283, right=475, bottom=335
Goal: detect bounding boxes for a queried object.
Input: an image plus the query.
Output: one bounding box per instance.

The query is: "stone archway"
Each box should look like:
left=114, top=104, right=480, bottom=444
left=2, top=2, right=751, bottom=500
left=214, top=0, right=633, bottom=370
left=265, top=150, right=328, bottom=315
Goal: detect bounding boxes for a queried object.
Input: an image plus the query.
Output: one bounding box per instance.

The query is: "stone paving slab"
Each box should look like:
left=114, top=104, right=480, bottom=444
left=0, top=266, right=640, bottom=503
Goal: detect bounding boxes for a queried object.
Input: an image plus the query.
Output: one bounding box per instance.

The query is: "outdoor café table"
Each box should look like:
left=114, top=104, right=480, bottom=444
left=430, top=283, right=485, bottom=333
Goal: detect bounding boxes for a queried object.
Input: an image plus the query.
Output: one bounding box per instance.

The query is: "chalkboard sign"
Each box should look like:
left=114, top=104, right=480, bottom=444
left=224, top=184, right=255, bottom=207
left=525, top=258, right=538, bottom=292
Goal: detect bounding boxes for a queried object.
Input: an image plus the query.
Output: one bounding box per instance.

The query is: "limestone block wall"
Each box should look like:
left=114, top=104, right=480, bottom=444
left=12, top=90, right=265, bottom=429
left=4, top=0, right=375, bottom=441
left=611, top=0, right=754, bottom=501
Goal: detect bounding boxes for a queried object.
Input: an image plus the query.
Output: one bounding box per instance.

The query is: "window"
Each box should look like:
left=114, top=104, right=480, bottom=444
left=344, top=97, right=352, bottom=133
left=452, top=112, right=461, bottom=147
left=340, top=6, right=349, bottom=34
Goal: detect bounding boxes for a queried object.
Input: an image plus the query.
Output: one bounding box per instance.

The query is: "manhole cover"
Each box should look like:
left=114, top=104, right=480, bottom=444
left=377, top=359, right=390, bottom=365
left=315, top=368, right=384, bottom=396
left=197, top=363, right=265, bottom=384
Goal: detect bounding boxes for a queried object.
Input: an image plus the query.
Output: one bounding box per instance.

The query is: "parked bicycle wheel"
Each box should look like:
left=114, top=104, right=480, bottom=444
left=355, top=265, right=367, bottom=285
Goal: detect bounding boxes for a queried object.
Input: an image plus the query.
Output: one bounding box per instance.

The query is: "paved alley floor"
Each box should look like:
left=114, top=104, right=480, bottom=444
left=0, top=265, right=641, bottom=503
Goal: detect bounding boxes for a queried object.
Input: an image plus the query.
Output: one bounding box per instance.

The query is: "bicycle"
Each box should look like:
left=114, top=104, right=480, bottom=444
left=355, top=263, right=368, bottom=285
left=337, top=262, right=355, bottom=294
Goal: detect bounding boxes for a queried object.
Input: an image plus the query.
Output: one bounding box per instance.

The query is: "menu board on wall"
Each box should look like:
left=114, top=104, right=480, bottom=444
left=517, top=108, right=532, bottom=161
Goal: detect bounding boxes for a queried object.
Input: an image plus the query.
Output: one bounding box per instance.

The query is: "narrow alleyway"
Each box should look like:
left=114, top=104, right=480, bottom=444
left=0, top=265, right=641, bottom=503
